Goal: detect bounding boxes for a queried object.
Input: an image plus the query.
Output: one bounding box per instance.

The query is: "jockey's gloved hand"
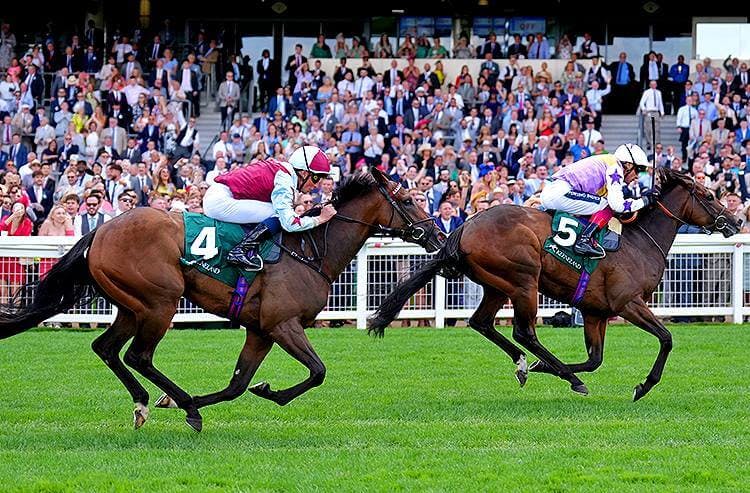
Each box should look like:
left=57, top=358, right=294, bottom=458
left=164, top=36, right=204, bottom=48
left=641, top=189, right=660, bottom=208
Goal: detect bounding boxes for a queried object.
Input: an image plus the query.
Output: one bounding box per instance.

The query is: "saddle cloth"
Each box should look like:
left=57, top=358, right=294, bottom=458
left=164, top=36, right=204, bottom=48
left=180, top=212, right=281, bottom=287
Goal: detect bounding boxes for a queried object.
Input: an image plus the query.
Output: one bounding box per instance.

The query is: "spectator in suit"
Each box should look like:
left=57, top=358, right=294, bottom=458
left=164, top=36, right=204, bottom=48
left=121, top=51, right=142, bottom=80
left=608, top=52, right=636, bottom=113
left=267, top=87, right=289, bottom=117
left=285, top=44, right=307, bottom=89
left=478, top=32, right=503, bottom=59
left=26, top=169, right=54, bottom=221
left=73, top=192, right=111, bottom=236
left=82, top=45, right=100, bottom=74
left=132, top=162, right=153, bottom=206
left=383, top=59, right=404, bottom=88
left=404, top=98, right=427, bottom=130
left=21, top=64, right=44, bottom=102
left=7, top=133, right=27, bottom=165
left=138, top=115, right=160, bottom=152
left=556, top=102, right=578, bottom=135
left=101, top=117, right=127, bottom=154
left=528, top=33, right=550, bottom=60
left=173, top=118, right=199, bottom=160
left=506, top=34, right=527, bottom=59
left=575, top=32, right=599, bottom=59
left=435, top=199, right=464, bottom=235
left=256, top=49, right=274, bottom=112
left=217, top=71, right=241, bottom=129
left=179, top=60, right=200, bottom=117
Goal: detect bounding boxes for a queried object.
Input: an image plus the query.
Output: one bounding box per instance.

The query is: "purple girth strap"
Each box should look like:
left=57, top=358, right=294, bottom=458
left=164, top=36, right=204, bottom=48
left=228, top=276, right=250, bottom=320
left=572, top=270, right=590, bottom=306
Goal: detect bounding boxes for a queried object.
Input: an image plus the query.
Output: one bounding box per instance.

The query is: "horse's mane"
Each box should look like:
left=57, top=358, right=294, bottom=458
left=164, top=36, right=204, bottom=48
left=657, top=167, right=697, bottom=193
left=331, top=173, right=377, bottom=206
left=300, top=172, right=378, bottom=219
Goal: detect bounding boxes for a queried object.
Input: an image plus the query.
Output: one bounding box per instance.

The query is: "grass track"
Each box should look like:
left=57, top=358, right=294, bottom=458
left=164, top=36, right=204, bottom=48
left=0, top=325, right=748, bottom=491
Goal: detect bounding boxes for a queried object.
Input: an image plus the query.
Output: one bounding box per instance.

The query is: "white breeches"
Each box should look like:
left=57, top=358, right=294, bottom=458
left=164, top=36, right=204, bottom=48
left=203, top=183, right=275, bottom=224
left=540, top=180, right=608, bottom=216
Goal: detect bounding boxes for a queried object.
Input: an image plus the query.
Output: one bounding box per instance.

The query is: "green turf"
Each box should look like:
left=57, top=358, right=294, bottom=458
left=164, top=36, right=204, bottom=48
left=0, top=325, right=749, bottom=492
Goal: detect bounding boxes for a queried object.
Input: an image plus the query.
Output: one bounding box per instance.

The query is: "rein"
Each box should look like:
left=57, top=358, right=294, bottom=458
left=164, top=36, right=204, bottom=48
left=279, top=182, right=432, bottom=284
left=638, top=175, right=731, bottom=260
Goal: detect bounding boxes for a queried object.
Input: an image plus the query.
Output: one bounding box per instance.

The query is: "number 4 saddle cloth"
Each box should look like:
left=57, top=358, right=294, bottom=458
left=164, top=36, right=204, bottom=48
left=180, top=212, right=282, bottom=288
left=543, top=211, right=622, bottom=305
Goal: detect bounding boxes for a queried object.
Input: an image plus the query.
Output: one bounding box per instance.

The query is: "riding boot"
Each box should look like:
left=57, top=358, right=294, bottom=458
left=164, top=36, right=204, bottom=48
left=227, top=222, right=272, bottom=271
left=573, top=221, right=605, bottom=258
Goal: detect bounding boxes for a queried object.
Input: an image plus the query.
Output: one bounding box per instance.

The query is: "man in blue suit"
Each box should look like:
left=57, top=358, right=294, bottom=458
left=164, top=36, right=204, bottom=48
left=8, top=134, right=27, bottom=167
left=434, top=199, right=464, bottom=235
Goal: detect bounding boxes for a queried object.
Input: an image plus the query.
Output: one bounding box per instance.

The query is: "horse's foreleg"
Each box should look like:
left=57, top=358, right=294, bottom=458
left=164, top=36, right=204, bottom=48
left=530, top=313, right=606, bottom=375
left=619, top=298, right=673, bottom=401
left=468, top=288, right=528, bottom=386
left=189, top=329, right=273, bottom=409
left=510, top=286, right=589, bottom=395
left=248, top=318, right=326, bottom=406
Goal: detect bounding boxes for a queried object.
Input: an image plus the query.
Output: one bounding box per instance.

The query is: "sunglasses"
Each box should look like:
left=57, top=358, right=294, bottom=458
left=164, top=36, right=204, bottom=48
left=86, top=202, right=99, bottom=207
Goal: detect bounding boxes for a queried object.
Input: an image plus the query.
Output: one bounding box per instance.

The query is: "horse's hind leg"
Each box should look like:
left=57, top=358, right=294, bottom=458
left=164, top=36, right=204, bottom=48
left=510, top=285, right=589, bottom=395
left=249, top=318, right=326, bottom=406
left=186, top=330, right=273, bottom=409
left=530, top=313, right=607, bottom=375
left=123, top=305, right=203, bottom=432
left=91, top=309, right=151, bottom=429
left=468, top=288, right=528, bottom=386
left=619, top=298, right=673, bottom=401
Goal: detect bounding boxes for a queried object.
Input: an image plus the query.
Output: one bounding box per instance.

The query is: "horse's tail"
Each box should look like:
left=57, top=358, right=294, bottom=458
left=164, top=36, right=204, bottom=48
left=367, top=227, right=464, bottom=337
left=0, top=231, right=97, bottom=339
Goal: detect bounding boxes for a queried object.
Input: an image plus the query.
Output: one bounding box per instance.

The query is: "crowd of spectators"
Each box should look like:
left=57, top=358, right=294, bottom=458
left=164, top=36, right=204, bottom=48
left=0, top=21, right=749, bottom=252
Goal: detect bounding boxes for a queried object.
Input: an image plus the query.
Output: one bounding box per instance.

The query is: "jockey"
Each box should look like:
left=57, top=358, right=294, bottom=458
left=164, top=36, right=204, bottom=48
left=203, top=145, right=337, bottom=270
left=540, top=143, right=656, bottom=258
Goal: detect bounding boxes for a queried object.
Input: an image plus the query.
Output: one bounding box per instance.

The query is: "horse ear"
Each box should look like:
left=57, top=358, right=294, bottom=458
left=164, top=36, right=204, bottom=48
left=370, top=166, right=386, bottom=183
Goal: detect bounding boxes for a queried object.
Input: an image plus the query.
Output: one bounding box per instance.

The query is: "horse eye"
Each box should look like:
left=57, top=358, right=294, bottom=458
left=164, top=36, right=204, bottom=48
left=403, top=199, right=413, bottom=206
left=706, top=192, right=714, bottom=201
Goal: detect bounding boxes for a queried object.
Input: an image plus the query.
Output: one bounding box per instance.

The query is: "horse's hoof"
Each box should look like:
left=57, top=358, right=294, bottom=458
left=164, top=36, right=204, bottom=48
left=571, top=383, right=589, bottom=396
left=633, top=383, right=649, bottom=402
left=155, top=394, right=178, bottom=409
left=248, top=381, right=270, bottom=397
left=186, top=414, right=203, bottom=432
left=515, top=355, right=528, bottom=387
left=133, top=403, right=149, bottom=429
left=515, top=368, right=528, bottom=387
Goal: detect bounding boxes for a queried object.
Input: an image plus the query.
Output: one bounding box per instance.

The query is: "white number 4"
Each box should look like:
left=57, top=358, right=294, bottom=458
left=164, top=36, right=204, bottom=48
left=553, top=217, right=579, bottom=247
left=190, top=227, right=219, bottom=260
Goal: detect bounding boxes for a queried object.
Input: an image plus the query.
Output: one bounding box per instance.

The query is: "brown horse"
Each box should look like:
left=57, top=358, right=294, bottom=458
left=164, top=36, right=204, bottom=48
left=368, top=168, right=740, bottom=400
left=0, top=168, right=444, bottom=431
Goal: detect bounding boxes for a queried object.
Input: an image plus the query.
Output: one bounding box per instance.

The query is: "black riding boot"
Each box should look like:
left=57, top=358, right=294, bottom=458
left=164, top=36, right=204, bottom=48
left=227, top=222, right=271, bottom=271
left=573, top=221, right=605, bottom=259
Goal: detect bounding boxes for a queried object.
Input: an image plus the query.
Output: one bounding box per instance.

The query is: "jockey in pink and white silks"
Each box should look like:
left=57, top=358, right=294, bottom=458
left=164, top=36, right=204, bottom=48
left=203, top=145, right=337, bottom=270
left=540, top=143, right=656, bottom=258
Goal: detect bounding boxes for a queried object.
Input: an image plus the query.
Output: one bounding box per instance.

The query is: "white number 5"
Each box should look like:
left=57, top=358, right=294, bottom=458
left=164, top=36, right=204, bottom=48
left=553, top=217, right=579, bottom=247
left=190, top=227, right=219, bottom=260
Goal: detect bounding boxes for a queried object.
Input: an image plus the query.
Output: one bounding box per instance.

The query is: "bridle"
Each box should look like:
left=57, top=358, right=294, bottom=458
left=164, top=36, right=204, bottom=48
left=333, top=182, right=436, bottom=244
left=276, top=181, right=437, bottom=284
left=654, top=176, right=733, bottom=236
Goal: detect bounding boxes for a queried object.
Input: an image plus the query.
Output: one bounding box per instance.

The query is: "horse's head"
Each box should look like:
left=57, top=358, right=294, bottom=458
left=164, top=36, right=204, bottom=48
left=368, top=167, right=445, bottom=252
left=656, top=168, right=741, bottom=238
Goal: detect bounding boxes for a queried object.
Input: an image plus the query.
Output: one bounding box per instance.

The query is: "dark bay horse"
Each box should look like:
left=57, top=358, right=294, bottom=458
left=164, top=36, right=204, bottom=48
left=369, top=168, right=740, bottom=400
left=0, top=168, right=443, bottom=431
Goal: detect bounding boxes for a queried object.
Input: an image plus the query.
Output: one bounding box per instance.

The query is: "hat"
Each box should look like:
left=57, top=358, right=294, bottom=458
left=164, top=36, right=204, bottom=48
left=415, top=87, right=426, bottom=93
left=463, top=136, right=473, bottom=142
left=482, top=140, right=491, bottom=146
left=21, top=103, right=30, bottom=109
left=478, top=163, right=494, bottom=178
left=67, top=75, right=78, bottom=85
left=69, top=154, right=79, bottom=162
left=30, top=159, right=41, bottom=166
left=418, top=143, right=433, bottom=153
left=507, top=178, right=517, bottom=185
left=585, top=117, right=595, bottom=124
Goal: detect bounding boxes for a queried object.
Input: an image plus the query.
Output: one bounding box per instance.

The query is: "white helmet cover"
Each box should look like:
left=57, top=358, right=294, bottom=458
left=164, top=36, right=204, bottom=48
left=614, top=143, right=652, bottom=168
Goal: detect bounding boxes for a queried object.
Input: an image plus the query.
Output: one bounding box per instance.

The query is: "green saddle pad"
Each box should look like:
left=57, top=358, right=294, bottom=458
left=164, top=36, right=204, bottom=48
left=543, top=211, right=607, bottom=274
left=180, top=212, right=280, bottom=287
